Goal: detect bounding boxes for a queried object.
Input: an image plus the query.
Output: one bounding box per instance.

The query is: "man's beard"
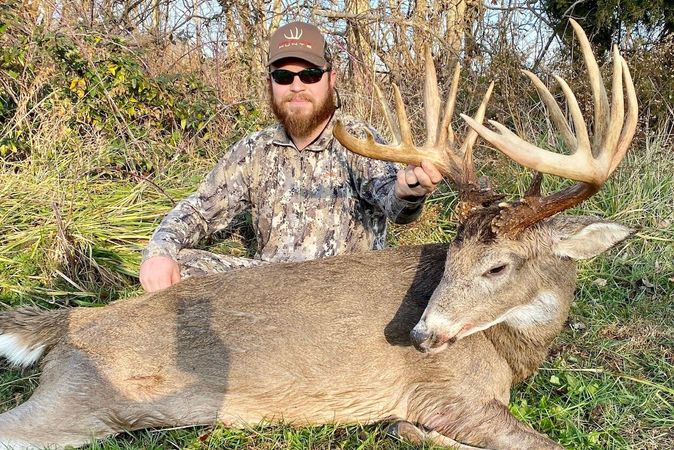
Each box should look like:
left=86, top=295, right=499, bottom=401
left=270, top=87, right=336, bottom=139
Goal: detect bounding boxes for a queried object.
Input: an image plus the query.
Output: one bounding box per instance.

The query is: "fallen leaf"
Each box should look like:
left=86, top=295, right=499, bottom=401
left=641, top=278, right=655, bottom=289
left=592, top=278, right=607, bottom=287
left=569, top=320, right=587, bottom=331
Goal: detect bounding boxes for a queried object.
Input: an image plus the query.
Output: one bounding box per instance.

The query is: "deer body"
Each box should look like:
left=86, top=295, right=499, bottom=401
left=1, top=244, right=479, bottom=447
left=0, top=217, right=630, bottom=450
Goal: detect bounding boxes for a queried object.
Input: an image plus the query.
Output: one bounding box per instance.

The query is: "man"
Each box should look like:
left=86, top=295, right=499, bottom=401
left=140, top=21, right=441, bottom=292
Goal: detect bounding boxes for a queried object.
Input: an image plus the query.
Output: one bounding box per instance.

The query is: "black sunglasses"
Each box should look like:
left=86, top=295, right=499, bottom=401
left=269, top=67, right=330, bottom=85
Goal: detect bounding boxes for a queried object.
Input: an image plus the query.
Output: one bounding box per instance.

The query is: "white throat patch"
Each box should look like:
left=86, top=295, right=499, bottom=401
left=502, top=291, right=560, bottom=328
left=421, top=291, right=562, bottom=343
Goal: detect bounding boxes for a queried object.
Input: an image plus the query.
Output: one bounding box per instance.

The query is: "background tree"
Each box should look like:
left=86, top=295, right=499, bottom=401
left=542, top=0, right=674, bottom=53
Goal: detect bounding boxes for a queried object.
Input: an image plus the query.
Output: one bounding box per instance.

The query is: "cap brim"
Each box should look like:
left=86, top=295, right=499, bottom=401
left=268, top=51, right=327, bottom=68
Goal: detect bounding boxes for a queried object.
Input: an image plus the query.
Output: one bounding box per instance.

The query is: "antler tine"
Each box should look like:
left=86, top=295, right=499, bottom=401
left=611, top=52, right=638, bottom=175
left=603, top=46, right=624, bottom=159
left=570, top=19, right=610, bottom=154
left=460, top=81, right=495, bottom=183
left=424, top=46, right=441, bottom=147
left=522, top=70, right=577, bottom=152
left=375, top=84, right=401, bottom=145
left=438, top=62, right=461, bottom=148
left=461, top=19, right=637, bottom=237
left=554, top=73, right=593, bottom=164
left=392, top=83, right=415, bottom=147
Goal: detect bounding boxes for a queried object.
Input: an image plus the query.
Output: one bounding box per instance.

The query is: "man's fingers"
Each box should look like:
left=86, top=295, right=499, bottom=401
left=421, top=160, right=443, bottom=184
left=139, top=272, right=154, bottom=292
left=139, top=256, right=181, bottom=293
left=142, top=275, right=163, bottom=293
left=404, top=166, right=419, bottom=187
left=413, top=166, right=434, bottom=189
left=395, top=170, right=418, bottom=198
left=157, top=277, right=173, bottom=291
left=149, top=275, right=173, bottom=293
left=395, top=162, right=443, bottom=199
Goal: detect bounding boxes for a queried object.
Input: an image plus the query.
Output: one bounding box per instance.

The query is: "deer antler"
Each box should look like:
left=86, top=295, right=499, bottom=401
left=333, top=47, right=497, bottom=219
left=462, top=19, right=638, bottom=237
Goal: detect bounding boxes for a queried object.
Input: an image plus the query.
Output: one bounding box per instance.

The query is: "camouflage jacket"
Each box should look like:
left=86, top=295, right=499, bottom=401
left=143, top=113, right=426, bottom=264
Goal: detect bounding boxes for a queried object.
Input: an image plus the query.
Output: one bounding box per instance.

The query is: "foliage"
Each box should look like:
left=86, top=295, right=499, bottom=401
left=542, top=0, right=674, bottom=52
left=537, top=0, right=674, bottom=127
left=627, top=35, right=674, bottom=127
left=0, top=2, right=258, bottom=171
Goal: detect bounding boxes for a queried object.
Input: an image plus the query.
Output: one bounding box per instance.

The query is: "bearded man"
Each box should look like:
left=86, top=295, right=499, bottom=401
left=140, top=21, right=441, bottom=292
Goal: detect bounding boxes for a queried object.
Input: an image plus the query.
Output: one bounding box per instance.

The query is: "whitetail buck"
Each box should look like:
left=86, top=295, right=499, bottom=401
left=0, top=21, right=636, bottom=450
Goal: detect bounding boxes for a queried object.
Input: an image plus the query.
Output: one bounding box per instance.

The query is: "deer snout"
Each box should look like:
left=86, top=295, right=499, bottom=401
left=410, top=322, right=431, bottom=351
left=410, top=321, right=456, bottom=353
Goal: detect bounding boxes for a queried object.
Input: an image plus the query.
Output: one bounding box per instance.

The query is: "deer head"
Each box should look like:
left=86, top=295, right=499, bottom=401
left=334, top=20, right=636, bottom=353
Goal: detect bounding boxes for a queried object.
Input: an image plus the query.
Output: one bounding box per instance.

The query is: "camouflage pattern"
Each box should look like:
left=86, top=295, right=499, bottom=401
left=143, top=113, right=426, bottom=275
left=175, top=249, right=267, bottom=278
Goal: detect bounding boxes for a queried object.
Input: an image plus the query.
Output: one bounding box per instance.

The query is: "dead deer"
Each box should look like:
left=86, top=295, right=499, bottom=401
left=0, top=20, right=636, bottom=450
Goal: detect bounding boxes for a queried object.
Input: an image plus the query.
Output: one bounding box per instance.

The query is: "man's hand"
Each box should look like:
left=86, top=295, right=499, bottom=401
left=394, top=160, right=442, bottom=199
left=139, top=256, right=181, bottom=292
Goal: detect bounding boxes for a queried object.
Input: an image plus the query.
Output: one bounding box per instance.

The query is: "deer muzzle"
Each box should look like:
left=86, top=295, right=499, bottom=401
left=410, top=320, right=457, bottom=353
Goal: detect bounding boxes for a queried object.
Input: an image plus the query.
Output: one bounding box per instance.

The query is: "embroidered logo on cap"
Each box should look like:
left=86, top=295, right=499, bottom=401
left=283, top=27, right=303, bottom=40
left=279, top=26, right=313, bottom=50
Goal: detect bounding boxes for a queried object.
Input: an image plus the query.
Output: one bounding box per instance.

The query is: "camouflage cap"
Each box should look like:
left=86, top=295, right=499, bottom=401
left=268, top=22, right=328, bottom=68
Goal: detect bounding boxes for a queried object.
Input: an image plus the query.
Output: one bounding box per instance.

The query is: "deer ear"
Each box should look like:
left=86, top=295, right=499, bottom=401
left=550, top=217, right=632, bottom=260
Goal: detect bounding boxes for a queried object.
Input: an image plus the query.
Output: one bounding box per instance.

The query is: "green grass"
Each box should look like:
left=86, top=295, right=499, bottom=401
left=84, top=423, right=445, bottom=450
left=0, top=123, right=672, bottom=449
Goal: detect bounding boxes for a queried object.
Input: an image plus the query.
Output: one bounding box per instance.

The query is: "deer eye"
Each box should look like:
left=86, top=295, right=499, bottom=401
left=484, top=264, right=508, bottom=278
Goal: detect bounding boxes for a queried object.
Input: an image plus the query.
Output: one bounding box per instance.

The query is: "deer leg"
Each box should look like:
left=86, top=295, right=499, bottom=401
left=0, top=382, right=122, bottom=450
left=0, top=349, right=129, bottom=449
left=388, top=421, right=490, bottom=450
left=423, top=400, right=563, bottom=450
left=0, top=400, right=101, bottom=449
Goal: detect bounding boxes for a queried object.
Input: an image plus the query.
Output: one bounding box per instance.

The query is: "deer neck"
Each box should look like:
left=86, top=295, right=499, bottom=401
left=483, top=288, right=573, bottom=384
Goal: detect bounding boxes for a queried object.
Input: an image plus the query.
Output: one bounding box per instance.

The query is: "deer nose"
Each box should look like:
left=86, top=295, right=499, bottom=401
left=410, top=322, right=434, bottom=352
left=411, top=320, right=457, bottom=353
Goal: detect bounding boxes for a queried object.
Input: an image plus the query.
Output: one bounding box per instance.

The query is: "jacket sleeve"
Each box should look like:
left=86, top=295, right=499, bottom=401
left=142, top=138, right=252, bottom=262
left=342, top=120, right=426, bottom=224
